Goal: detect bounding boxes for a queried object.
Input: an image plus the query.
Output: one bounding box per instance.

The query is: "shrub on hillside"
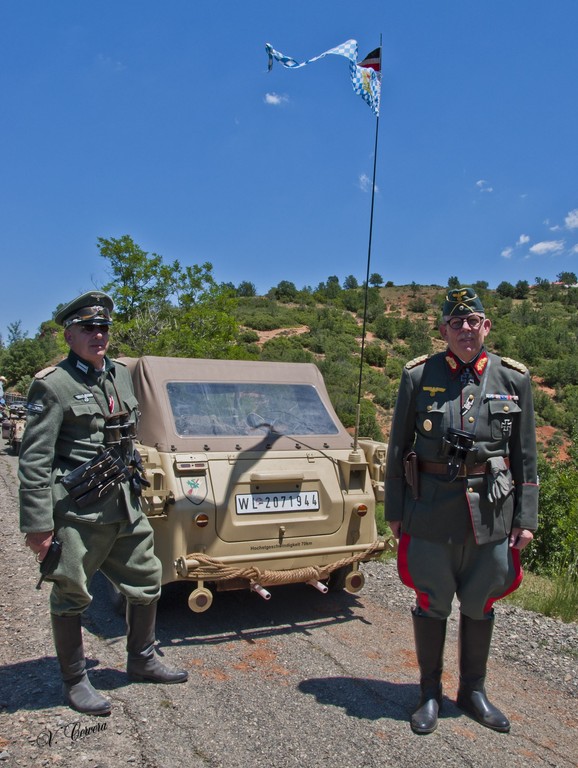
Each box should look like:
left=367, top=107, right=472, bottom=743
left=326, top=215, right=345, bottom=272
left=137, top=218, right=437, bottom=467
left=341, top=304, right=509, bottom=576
left=363, top=343, right=387, bottom=368
left=260, top=337, right=314, bottom=363
left=523, top=455, right=578, bottom=576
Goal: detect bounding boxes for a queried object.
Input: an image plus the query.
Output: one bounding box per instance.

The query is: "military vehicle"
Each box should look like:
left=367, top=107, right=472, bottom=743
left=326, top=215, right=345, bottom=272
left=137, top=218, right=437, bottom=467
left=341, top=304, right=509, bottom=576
left=122, top=356, right=391, bottom=612
left=2, top=396, right=27, bottom=455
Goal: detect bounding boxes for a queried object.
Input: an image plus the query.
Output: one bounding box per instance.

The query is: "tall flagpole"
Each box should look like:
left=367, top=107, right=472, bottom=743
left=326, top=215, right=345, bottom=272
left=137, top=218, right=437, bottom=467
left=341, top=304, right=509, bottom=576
left=353, top=35, right=382, bottom=452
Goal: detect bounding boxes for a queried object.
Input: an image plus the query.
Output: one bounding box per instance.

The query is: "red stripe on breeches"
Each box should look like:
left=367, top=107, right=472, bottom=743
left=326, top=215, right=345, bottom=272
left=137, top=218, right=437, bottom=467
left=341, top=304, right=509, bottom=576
left=397, top=532, right=430, bottom=613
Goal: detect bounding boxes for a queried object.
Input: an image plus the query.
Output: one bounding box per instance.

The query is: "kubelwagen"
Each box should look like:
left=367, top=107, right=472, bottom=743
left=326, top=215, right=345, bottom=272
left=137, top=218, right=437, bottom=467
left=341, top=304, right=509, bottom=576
left=2, top=395, right=27, bottom=456
left=122, top=356, right=391, bottom=612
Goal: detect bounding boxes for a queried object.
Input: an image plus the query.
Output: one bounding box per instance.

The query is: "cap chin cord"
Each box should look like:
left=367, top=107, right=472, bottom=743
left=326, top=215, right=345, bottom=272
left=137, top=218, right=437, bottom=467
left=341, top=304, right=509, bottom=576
left=63, top=305, right=112, bottom=328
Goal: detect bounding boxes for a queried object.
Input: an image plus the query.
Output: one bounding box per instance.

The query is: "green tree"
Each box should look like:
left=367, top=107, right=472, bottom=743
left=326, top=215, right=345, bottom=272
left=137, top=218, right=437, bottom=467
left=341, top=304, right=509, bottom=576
left=269, top=280, right=298, bottom=302
left=343, top=275, right=359, bottom=290
left=7, top=321, right=27, bottom=344
left=557, top=271, right=578, bottom=285
left=237, top=281, right=257, bottom=297
left=1, top=338, right=49, bottom=392
left=97, top=235, right=238, bottom=358
left=514, top=280, right=530, bottom=299
left=325, top=275, right=341, bottom=300
left=369, top=273, right=383, bottom=287
left=496, top=281, right=515, bottom=298
left=98, top=235, right=180, bottom=321
left=447, top=276, right=460, bottom=289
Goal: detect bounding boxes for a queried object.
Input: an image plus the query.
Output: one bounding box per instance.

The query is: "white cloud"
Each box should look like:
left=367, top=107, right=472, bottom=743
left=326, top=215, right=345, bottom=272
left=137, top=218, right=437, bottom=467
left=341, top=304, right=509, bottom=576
left=565, top=208, right=578, bottom=229
left=529, top=240, right=565, bottom=255
left=358, top=173, right=378, bottom=193
left=501, top=234, right=529, bottom=259
left=264, top=92, right=288, bottom=106
left=476, top=179, right=493, bottom=193
left=571, top=244, right=578, bottom=254
left=95, top=53, right=126, bottom=73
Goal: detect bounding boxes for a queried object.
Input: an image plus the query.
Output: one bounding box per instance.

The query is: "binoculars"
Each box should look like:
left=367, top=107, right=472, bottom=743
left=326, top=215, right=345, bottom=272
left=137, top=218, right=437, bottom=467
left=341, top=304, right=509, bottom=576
left=440, top=427, right=477, bottom=481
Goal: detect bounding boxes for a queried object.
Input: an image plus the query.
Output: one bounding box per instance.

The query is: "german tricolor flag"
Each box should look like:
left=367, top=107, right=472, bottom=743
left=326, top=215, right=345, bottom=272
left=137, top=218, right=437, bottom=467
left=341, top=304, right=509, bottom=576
left=359, top=47, right=381, bottom=72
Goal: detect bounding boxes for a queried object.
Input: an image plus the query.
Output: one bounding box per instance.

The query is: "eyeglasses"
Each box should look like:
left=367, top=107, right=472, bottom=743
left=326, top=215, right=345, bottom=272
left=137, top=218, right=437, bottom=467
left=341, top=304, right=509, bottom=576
left=79, top=324, right=110, bottom=334
left=446, top=314, right=484, bottom=330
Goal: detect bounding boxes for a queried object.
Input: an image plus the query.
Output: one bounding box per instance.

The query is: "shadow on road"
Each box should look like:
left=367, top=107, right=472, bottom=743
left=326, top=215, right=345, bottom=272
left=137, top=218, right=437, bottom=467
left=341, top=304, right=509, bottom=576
left=86, top=570, right=370, bottom=648
left=0, top=656, right=129, bottom=713
left=299, top=676, right=463, bottom=723
left=0, top=570, right=374, bottom=714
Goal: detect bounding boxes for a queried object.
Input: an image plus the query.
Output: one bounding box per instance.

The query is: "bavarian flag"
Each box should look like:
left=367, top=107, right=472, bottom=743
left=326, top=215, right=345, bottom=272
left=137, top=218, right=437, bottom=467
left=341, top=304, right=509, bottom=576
left=266, top=40, right=381, bottom=117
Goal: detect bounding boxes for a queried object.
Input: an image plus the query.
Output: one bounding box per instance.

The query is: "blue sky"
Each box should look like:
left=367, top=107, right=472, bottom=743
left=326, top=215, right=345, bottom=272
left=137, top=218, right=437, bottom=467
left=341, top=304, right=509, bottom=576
left=1, top=1, right=577, bottom=339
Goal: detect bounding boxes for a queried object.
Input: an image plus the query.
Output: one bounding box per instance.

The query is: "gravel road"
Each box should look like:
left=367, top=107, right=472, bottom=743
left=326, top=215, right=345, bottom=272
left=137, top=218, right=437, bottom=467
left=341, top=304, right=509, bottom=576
left=0, top=448, right=576, bottom=768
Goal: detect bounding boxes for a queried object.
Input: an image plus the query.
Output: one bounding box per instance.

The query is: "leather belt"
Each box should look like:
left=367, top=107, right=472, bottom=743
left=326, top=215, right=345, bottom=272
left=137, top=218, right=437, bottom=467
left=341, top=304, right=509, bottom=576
left=419, top=458, right=509, bottom=478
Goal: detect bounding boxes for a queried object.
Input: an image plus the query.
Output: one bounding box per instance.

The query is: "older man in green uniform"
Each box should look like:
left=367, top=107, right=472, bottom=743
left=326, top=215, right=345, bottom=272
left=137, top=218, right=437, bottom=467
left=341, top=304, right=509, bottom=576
left=19, top=291, right=187, bottom=716
left=385, top=287, right=538, bottom=735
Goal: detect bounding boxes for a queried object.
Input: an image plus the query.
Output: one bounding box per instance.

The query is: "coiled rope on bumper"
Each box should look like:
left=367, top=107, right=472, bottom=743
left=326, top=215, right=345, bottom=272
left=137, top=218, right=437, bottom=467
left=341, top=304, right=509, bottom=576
left=180, top=538, right=393, bottom=586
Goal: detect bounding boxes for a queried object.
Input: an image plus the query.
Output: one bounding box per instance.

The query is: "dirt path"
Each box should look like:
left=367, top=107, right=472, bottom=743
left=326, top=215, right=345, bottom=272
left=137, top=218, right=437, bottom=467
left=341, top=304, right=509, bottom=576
left=0, top=448, right=576, bottom=768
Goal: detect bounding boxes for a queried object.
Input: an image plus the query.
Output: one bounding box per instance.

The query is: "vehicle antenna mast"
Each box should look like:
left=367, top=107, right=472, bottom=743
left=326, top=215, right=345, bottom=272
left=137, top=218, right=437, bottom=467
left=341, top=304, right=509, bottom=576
left=353, top=35, right=382, bottom=455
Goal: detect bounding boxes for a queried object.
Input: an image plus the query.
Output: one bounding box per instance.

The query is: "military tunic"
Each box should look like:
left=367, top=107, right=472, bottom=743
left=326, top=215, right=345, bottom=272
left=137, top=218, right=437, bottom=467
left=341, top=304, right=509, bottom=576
left=19, top=351, right=161, bottom=614
left=384, top=347, right=539, bottom=618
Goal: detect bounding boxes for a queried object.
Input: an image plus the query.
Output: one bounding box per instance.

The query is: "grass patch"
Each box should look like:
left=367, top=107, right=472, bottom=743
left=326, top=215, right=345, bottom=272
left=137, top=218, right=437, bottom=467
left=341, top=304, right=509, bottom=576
left=505, top=568, right=578, bottom=623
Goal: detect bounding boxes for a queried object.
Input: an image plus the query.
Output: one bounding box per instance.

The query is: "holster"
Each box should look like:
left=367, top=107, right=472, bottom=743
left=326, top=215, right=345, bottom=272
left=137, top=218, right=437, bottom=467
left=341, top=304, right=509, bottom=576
left=61, top=448, right=130, bottom=508
left=403, top=450, right=420, bottom=500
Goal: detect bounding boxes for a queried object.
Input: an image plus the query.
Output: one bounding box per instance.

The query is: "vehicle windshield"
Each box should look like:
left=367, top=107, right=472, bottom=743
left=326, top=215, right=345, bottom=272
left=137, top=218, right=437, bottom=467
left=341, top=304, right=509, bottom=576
left=166, top=382, right=340, bottom=437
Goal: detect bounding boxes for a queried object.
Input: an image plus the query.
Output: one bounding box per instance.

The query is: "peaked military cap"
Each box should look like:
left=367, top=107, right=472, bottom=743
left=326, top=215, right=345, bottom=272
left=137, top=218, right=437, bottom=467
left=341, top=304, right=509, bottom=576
left=442, top=286, right=485, bottom=316
left=54, top=291, right=114, bottom=328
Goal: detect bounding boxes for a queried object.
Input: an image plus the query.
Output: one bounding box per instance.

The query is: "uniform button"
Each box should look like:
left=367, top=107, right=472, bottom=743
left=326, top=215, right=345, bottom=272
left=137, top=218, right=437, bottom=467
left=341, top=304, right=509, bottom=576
left=468, top=416, right=474, bottom=423
left=427, top=405, right=432, bottom=411
left=503, top=405, right=510, bottom=412
left=468, top=487, right=474, bottom=493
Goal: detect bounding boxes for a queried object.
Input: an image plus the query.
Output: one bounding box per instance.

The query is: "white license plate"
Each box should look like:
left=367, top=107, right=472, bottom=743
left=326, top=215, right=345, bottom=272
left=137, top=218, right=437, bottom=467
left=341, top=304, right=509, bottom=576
left=235, top=491, right=320, bottom=514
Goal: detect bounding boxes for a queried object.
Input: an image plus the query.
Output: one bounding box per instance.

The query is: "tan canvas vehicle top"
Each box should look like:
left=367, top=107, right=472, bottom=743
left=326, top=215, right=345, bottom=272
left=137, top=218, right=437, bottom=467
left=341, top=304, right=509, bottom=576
left=121, top=356, right=390, bottom=612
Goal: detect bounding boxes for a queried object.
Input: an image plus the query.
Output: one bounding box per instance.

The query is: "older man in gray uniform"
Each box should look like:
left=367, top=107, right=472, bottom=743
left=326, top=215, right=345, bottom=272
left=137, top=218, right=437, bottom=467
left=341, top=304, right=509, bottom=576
left=385, top=287, right=538, bottom=735
left=19, top=291, right=187, bottom=716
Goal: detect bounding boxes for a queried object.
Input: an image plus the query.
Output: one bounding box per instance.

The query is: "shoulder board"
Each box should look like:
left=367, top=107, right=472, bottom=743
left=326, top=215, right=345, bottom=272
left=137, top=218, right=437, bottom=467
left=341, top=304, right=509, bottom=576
left=405, top=354, right=428, bottom=370
left=501, top=356, right=527, bottom=374
left=34, top=366, right=58, bottom=380
left=112, top=358, right=127, bottom=367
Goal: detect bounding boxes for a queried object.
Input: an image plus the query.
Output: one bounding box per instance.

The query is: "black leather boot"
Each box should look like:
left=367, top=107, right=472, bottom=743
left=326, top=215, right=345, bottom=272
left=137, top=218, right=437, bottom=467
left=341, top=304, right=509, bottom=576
left=126, top=603, right=188, bottom=684
left=410, top=611, right=447, bottom=734
left=456, top=612, right=510, bottom=733
left=51, top=614, right=111, bottom=716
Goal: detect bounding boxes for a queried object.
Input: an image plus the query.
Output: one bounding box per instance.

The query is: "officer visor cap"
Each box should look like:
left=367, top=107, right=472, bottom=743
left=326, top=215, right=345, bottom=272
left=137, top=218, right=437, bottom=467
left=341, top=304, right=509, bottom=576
left=55, top=291, right=114, bottom=328
left=442, top=287, right=485, bottom=317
